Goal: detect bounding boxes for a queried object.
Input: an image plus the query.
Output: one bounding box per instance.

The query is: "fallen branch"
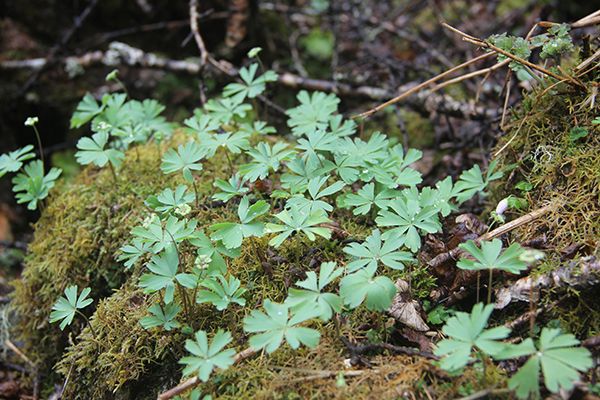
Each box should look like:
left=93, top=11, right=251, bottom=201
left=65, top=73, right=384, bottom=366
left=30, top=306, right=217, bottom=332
left=495, top=255, right=600, bottom=309
left=340, top=336, right=438, bottom=361
left=157, top=347, right=257, bottom=400
left=1, top=42, right=498, bottom=121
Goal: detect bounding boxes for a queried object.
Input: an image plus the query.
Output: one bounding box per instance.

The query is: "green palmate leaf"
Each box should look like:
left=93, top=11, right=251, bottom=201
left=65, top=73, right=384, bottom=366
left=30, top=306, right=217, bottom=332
left=243, top=300, right=321, bottom=353
left=296, top=129, right=341, bottom=167
left=197, top=131, right=250, bottom=159
left=160, top=141, right=204, bottom=182
left=118, top=238, right=153, bottom=269
left=138, top=243, right=196, bottom=303
left=286, top=176, right=345, bottom=214
left=343, top=229, right=414, bottom=272
left=189, top=230, right=240, bottom=274
left=497, top=328, right=592, bottom=399
left=457, top=239, right=527, bottom=274
left=49, top=285, right=94, bottom=330
left=453, top=160, right=503, bottom=203
left=70, top=93, right=104, bottom=128
left=340, top=182, right=399, bottom=216
left=266, top=206, right=332, bottom=248
left=280, top=157, right=332, bottom=193
left=184, top=112, right=220, bottom=138
left=212, top=173, right=249, bottom=202
left=419, top=176, right=456, bottom=217
left=204, top=97, right=252, bottom=124
left=339, top=264, right=396, bottom=311
left=239, top=120, right=276, bottom=136
left=434, top=303, right=510, bottom=371
left=285, top=261, right=343, bottom=321
left=11, top=160, right=62, bottom=210
left=209, top=196, right=269, bottom=249
left=330, top=154, right=361, bottom=184
left=0, top=145, right=35, bottom=177
left=239, top=142, right=295, bottom=182
left=146, top=185, right=195, bottom=216
left=180, top=329, right=236, bottom=382
left=131, top=214, right=197, bottom=253
left=223, top=63, right=278, bottom=102
left=75, top=131, right=124, bottom=168
left=140, top=303, right=181, bottom=331
left=336, top=132, right=389, bottom=166
left=376, top=191, right=441, bottom=253
left=196, top=274, right=246, bottom=310
left=286, top=91, right=340, bottom=137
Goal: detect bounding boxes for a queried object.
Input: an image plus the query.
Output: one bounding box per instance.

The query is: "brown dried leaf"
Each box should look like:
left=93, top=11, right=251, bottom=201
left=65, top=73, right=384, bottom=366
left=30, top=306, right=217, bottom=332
left=387, top=279, right=429, bottom=331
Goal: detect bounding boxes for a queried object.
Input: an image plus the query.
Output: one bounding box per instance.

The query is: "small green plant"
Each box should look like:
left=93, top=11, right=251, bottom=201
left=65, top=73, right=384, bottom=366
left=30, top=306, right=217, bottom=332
left=180, top=329, right=236, bottom=382
left=209, top=196, right=269, bottom=249
left=212, top=174, right=249, bottom=202
left=239, top=142, right=295, bottom=182
left=145, top=185, right=195, bottom=216
left=434, top=303, right=509, bottom=371
left=343, top=229, right=414, bottom=272
left=457, top=239, right=526, bottom=303
left=161, top=141, right=204, bottom=183
left=49, top=285, right=95, bottom=334
left=223, top=63, right=277, bottom=102
left=75, top=130, right=125, bottom=180
left=339, top=182, right=398, bottom=216
left=131, top=215, right=197, bottom=253
left=285, top=261, right=343, bottom=321
left=0, top=145, right=35, bottom=178
left=265, top=205, right=332, bottom=248
left=497, top=328, right=592, bottom=399
left=339, top=264, right=396, bottom=311
left=243, top=300, right=321, bottom=353
left=140, top=303, right=182, bottom=331
left=196, top=274, right=246, bottom=311
left=12, top=160, right=62, bottom=210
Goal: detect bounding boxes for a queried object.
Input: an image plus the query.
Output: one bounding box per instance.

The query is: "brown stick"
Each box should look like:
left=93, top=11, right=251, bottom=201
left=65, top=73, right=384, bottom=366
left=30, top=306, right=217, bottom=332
left=355, top=52, right=495, bottom=119
left=427, top=203, right=556, bottom=269
left=157, top=347, right=258, bottom=400
left=188, top=0, right=208, bottom=66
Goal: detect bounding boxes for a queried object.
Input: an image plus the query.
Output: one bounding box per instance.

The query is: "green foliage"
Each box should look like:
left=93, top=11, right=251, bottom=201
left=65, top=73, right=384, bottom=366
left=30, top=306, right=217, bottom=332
left=131, top=215, right=197, bottom=253
left=140, top=303, right=181, bottom=331
left=266, top=205, right=331, bottom=248
left=189, top=231, right=240, bottom=274
left=239, top=142, right=295, bottom=182
left=488, top=33, right=531, bottom=71
left=75, top=131, right=125, bottom=168
left=457, top=239, right=527, bottom=274
left=285, top=262, right=343, bottom=321
left=161, top=141, right=204, bottom=182
left=223, top=63, right=277, bottom=102
left=539, top=24, right=574, bottom=59
left=49, top=285, right=93, bottom=330
left=12, top=160, right=61, bottom=210
left=376, top=190, right=441, bottom=252
left=209, top=196, right=269, bottom=249
left=70, top=93, right=104, bottom=128
left=0, top=145, right=35, bottom=178
left=118, top=238, right=153, bottom=269
left=204, top=97, right=252, bottom=124
left=339, top=182, right=398, bottom=216
left=339, top=264, right=396, bottom=311
left=212, top=173, right=249, bottom=202
left=180, top=329, right=236, bottom=382
left=498, top=328, right=592, bottom=399
left=453, top=160, right=503, bottom=203
left=286, top=91, right=339, bottom=137
left=343, top=229, right=414, bottom=272
left=243, top=300, right=321, bottom=353
left=286, top=176, right=345, bottom=214
left=196, top=274, right=246, bottom=311
left=145, top=185, right=195, bottom=216
left=138, top=243, right=196, bottom=303
left=434, top=303, right=509, bottom=371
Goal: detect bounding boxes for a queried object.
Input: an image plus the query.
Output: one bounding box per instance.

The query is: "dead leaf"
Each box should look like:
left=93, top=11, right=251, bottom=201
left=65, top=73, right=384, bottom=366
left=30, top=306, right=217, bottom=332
left=387, top=279, right=429, bottom=331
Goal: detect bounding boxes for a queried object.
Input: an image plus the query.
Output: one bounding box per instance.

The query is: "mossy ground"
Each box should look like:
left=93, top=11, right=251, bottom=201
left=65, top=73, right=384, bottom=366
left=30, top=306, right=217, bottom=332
left=9, top=73, right=600, bottom=399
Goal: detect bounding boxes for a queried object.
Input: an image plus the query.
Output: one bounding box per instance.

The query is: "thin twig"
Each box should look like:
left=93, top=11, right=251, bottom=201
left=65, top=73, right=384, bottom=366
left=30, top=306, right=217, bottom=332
left=355, top=52, right=495, bottom=118
left=427, top=204, right=556, bottom=269
left=189, top=0, right=208, bottom=66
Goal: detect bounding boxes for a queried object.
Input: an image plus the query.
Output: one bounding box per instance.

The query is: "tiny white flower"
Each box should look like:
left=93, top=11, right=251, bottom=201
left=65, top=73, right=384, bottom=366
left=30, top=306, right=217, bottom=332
left=495, top=197, right=509, bottom=216
left=24, top=117, right=39, bottom=126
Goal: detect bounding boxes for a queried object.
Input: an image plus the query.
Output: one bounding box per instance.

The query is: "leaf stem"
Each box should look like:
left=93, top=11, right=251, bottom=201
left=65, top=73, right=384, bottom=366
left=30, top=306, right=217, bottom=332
left=487, top=269, right=493, bottom=304
left=75, top=309, right=98, bottom=339
left=108, top=162, right=118, bottom=183
left=32, top=125, right=45, bottom=166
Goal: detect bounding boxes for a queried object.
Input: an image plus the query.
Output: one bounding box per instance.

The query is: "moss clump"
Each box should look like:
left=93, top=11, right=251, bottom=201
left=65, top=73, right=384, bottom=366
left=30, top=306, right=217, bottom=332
left=493, top=79, right=600, bottom=252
